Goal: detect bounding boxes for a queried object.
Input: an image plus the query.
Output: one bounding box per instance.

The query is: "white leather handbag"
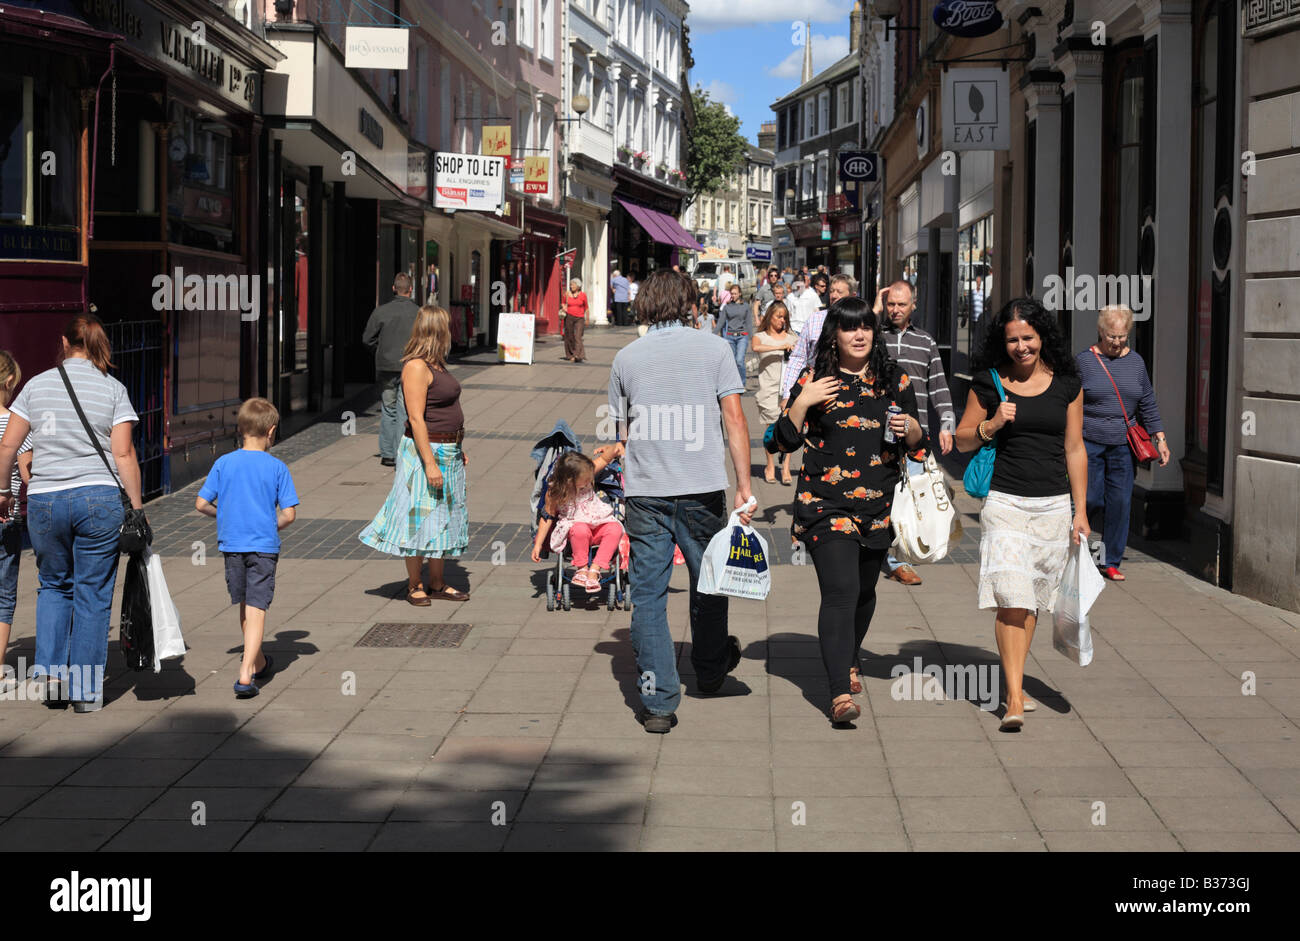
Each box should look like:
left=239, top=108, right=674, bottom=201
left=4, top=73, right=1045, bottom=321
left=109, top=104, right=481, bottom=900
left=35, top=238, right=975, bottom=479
left=890, top=452, right=962, bottom=564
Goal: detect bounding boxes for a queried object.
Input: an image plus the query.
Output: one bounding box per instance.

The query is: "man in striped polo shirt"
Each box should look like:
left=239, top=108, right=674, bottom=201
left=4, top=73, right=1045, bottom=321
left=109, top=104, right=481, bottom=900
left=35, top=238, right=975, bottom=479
left=874, top=280, right=955, bottom=585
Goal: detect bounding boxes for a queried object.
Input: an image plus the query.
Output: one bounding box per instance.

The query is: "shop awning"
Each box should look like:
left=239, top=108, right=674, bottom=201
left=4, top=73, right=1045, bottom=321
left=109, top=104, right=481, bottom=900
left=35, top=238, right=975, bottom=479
left=617, top=199, right=701, bottom=251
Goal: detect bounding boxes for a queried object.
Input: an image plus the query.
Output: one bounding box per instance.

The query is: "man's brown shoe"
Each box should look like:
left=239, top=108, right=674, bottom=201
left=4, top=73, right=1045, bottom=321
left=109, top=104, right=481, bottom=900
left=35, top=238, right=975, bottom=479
left=889, top=564, right=922, bottom=586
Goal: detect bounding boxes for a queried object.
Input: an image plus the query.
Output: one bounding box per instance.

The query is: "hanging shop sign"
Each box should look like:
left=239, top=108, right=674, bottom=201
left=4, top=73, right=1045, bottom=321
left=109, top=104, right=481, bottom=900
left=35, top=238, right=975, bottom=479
left=523, top=156, right=550, bottom=195
left=344, top=27, right=410, bottom=70
left=497, top=312, right=536, bottom=364
left=745, top=244, right=772, bottom=261
left=482, top=126, right=512, bottom=159
left=932, top=0, right=1005, bottom=38
left=837, top=151, right=879, bottom=183
left=510, top=166, right=525, bottom=186
left=433, top=152, right=505, bottom=210
left=942, top=68, right=1010, bottom=151
left=407, top=151, right=427, bottom=199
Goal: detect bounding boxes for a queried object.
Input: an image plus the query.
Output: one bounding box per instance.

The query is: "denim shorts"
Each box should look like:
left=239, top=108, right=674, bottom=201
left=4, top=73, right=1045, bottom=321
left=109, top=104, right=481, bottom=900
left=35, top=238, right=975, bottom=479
left=0, top=520, right=21, bottom=624
left=223, top=552, right=278, bottom=609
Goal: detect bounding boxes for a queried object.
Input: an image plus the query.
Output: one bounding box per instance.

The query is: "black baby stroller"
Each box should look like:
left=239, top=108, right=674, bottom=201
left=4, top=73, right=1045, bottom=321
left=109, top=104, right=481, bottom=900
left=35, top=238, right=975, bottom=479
left=530, top=421, right=630, bottom=612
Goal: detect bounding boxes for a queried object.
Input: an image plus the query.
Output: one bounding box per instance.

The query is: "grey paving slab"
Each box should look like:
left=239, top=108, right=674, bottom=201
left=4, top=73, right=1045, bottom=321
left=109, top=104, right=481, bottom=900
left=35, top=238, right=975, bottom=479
left=368, top=821, right=509, bottom=851
left=233, top=821, right=380, bottom=852
left=503, top=822, right=643, bottom=851
left=101, top=820, right=253, bottom=852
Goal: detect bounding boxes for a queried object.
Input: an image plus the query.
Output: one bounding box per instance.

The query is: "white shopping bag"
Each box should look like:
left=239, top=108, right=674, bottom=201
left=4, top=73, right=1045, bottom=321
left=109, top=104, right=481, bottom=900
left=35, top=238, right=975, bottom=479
left=697, top=497, right=770, bottom=600
left=143, top=547, right=187, bottom=673
left=1052, top=539, right=1105, bottom=666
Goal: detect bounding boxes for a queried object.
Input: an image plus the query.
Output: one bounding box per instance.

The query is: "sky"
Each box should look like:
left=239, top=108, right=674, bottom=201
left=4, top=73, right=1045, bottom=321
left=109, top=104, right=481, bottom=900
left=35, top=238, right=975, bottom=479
left=686, top=0, right=859, bottom=148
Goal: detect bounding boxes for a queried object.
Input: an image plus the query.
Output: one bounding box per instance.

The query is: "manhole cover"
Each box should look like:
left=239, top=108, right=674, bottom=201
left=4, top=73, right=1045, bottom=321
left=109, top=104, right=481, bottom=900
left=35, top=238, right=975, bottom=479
left=356, top=623, right=473, bottom=648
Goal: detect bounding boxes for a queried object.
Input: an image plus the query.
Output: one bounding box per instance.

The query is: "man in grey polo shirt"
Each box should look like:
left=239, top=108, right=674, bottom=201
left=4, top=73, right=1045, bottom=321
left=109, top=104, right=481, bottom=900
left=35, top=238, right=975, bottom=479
left=362, top=273, right=420, bottom=467
left=605, top=270, right=755, bottom=733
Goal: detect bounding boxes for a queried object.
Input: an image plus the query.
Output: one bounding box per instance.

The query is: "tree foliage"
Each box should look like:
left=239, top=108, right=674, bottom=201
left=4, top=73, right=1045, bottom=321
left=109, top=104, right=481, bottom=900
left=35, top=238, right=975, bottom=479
left=684, top=87, right=747, bottom=210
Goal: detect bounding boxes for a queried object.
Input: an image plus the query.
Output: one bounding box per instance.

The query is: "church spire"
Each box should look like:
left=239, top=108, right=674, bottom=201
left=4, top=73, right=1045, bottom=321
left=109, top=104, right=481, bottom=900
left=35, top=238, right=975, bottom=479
left=801, top=22, right=814, bottom=83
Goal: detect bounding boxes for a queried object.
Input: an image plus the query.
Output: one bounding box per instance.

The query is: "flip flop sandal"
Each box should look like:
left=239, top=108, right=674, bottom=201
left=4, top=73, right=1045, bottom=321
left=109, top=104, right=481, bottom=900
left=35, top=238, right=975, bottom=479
left=583, top=569, right=604, bottom=593
left=233, top=680, right=259, bottom=699
left=428, top=585, right=470, bottom=602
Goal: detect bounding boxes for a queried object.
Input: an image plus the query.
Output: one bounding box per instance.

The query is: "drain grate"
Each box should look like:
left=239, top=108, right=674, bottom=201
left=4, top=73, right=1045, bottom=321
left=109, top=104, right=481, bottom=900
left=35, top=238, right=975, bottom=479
left=356, top=622, right=473, bottom=648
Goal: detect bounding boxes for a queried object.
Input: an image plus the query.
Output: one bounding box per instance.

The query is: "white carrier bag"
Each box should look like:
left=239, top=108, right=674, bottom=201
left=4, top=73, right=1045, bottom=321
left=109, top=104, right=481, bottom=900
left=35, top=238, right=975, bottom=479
left=143, top=547, right=187, bottom=672
left=698, top=497, right=770, bottom=600
left=1052, top=540, right=1105, bottom=666
left=890, top=452, right=962, bottom=565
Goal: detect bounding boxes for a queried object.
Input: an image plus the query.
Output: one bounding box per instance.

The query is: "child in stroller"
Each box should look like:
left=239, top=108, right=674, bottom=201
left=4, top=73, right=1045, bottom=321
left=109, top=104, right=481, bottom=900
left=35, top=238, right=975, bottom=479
left=532, top=443, right=630, bottom=609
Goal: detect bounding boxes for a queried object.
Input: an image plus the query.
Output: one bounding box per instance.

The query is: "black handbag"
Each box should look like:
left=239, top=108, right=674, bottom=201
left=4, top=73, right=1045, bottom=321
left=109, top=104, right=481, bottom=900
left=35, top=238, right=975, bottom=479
left=56, top=365, right=152, bottom=554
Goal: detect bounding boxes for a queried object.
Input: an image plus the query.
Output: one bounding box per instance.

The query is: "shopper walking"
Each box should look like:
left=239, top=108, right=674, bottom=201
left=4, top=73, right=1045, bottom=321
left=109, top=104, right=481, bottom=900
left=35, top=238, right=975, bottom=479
left=954, top=298, right=1089, bottom=731
left=610, top=269, right=631, bottom=326
left=562, top=278, right=589, bottom=362
left=0, top=316, right=144, bottom=711
left=714, top=283, right=754, bottom=385
left=0, top=352, right=33, bottom=691
left=772, top=297, right=927, bottom=723
left=362, top=272, right=421, bottom=468
left=360, top=305, right=470, bottom=604
left=751, top=302, right=797, bottom=484
left=608, top=270, right=754, bottom=732
left=1076, top=304, right=1170, bottom=580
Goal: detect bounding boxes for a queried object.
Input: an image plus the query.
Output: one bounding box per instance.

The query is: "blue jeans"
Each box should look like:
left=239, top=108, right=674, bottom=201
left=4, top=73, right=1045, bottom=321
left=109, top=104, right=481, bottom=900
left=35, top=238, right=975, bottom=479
left=26, top=485, right=123, bottom=703
left=1085, top=439, right=1135, bottom=568
left=378, top=370, right=408, bottom=460
left=0, top=520, right=21, bottom=624
left=724, top=333, right=748, bottom=384
left=883, top=455, right=927, bottom=573
left=625, top=492, right=730, bottom=716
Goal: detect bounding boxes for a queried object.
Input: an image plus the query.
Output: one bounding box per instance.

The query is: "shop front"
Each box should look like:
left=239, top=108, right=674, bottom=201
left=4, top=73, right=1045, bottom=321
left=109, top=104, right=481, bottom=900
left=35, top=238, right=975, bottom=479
left=610, top=166, right=692, bottom=277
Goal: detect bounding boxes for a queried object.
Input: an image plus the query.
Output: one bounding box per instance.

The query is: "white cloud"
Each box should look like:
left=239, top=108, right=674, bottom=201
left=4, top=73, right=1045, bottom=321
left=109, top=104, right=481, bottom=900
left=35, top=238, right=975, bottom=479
left=701, top=79, right=738, bottom=106
left=688, top=0, right=851, bottom=32
left=766, top=33, right=851, bottom=79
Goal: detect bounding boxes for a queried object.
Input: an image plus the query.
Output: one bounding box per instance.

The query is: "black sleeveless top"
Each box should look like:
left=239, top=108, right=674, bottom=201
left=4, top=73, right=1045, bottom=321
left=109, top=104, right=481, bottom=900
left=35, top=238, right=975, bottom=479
left=404, top=365, right=464, bottom=437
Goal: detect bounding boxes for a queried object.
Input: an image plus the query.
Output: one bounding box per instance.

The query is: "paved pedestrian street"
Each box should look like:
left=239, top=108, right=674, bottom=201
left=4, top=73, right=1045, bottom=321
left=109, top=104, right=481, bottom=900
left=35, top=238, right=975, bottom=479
left=2, top=327, right=1298, bottom=852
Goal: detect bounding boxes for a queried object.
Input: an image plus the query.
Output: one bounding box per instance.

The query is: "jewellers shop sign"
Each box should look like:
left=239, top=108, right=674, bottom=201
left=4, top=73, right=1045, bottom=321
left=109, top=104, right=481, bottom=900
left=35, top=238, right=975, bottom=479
left=932, top=0, right=1004, bottom=38
left=78, top=0, right=257, bottom=110
left=433, top=152, right=505, bottom=211
left=345, top=27, right=409, bottom=70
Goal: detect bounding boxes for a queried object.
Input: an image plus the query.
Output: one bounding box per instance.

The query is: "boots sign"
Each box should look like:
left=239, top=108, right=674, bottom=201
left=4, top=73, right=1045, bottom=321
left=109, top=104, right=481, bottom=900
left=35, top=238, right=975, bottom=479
left=942, top=68, right=1010, bottom=151
left=433, top=152, right=505, bottom=211
left=932, top=0, right=1004, bottom=38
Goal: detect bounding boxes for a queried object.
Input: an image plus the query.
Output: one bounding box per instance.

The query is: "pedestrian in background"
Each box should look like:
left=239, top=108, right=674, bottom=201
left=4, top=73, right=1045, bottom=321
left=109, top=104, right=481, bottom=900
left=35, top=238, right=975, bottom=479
left=195, top=398, right=298, bottom=699
left=607, top=270, right=754, bottom=732
left=0, top=352, right=33, bottom=692
left=955, top=298, right=1089, bottom=731
left=751, top=302, right=796, bottom=484
left=773, top=296, right=927, bottom=724
left=756, top=267, right=781, bottom=310
left=0, top=316, right=144, bottom=712
left=361, top=305, right=470, bottom=604
left=610, top=269, right=630, bottom=326
left=780, top=274, right=856, bottom=410
left=1076, top=304, right=1170, bottom=580
left=715, top=283, right=754, bottom=386
left=810, top=272, right=831, bottom=310
left=695, top=279, right=717, bottom=333
left=628, top=273, right=640, bottom=309
left=562, top=278, right=589, bottom=363
left=362, top=273, right=420, bottom=468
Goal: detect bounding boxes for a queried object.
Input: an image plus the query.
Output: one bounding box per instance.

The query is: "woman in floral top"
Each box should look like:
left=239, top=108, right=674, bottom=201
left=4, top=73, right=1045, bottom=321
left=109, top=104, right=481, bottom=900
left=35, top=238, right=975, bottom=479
left=773, top=296, right=927, bottom=724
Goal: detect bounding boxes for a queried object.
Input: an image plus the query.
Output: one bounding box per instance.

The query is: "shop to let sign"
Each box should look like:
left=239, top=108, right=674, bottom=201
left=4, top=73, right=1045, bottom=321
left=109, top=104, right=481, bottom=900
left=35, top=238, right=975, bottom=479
left=433, top=152, right=505, bottom=211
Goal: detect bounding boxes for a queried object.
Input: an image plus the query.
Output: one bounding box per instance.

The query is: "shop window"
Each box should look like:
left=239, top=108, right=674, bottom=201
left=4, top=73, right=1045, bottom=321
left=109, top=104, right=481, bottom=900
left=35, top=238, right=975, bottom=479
left=957, top=215, right=993, bottom=371
left=166, top=100, right=236, bottom=254
left=0, top=47, right=80, bottom=259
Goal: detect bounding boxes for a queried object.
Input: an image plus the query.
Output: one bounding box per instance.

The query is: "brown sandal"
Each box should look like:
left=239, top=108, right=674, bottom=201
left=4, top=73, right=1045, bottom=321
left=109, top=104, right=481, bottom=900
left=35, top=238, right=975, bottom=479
left=427, top=584, right=470, bottom=602
left=406, top=586, right=431, bottom=607
left=849, top=668, right=863, bottom=694
left=830, top=697, right=861, bottom=723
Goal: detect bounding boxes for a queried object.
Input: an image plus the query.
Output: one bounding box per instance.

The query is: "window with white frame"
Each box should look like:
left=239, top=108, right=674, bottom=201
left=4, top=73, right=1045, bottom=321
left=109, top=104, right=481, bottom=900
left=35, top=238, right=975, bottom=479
left=540, top=110, right=554, bottom=193
left=517, top=0, right=533, bottom=48
left=593, top=74, right=605, bottom=128
left=634, top=0, right=643, bottom=56
left=518, top=102, right=532, bottom=159
left=805, top=96, right=816, bottom=137
left=838, top=84, right=850, bottom=126
left=817, top=154, right=828, bottom=208
left=818, top=90, right=829, bottom=133
left=653, top=14, right=663, bottom=70
left=439, top=59, right=451, bottom=150
left=539, top=0, right=553, bottom=60
left=617, top=0, right=627, bottom=44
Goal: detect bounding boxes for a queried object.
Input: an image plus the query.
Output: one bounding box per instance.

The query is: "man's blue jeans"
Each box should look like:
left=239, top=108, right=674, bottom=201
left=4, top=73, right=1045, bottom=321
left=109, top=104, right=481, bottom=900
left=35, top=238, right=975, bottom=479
left=378, top=371, right=408, bottom=460
left=26, top=485, right=123, bottom=704
left=883, top=455, right=927, bottom=573
left=625, top=492, right=730, bottom=716
left=1085, top=438, right=1135, bottom=568
left=724, top=333, right=748, bottom=384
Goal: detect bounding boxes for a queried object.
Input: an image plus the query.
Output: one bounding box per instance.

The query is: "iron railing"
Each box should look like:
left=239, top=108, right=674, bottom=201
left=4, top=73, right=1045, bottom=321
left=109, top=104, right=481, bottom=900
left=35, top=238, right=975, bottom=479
left=106, top=321, right=166, bottom=500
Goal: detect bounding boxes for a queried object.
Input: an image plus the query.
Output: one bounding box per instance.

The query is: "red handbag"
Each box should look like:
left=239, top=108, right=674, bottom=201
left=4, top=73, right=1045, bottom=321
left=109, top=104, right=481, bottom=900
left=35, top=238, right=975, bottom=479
left=1091, top=347, right=1160, bottom=465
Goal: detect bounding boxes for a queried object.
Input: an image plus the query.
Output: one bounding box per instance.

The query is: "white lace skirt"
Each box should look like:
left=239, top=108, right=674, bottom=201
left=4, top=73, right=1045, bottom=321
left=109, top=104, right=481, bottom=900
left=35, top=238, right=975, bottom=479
left=978, top=490, right=1072, bottom=612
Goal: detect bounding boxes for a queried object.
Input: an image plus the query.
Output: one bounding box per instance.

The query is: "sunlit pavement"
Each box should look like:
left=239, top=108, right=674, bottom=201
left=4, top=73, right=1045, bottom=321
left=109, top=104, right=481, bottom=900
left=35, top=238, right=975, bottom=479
left=2, top=325, right=1298, bottom=851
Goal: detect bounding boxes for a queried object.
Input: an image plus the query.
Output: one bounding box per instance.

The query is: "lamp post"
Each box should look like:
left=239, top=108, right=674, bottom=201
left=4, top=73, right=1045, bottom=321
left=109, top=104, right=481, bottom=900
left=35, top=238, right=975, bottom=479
left=871, top=0, right=919, bottom=41
left=557, top=93, right=593, bottom=320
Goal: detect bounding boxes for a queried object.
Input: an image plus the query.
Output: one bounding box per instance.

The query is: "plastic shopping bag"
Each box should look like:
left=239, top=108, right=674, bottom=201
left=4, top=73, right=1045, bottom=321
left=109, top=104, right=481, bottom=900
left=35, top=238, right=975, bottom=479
left=697, top=497, right=770, bottom=601
left=1052, top=539, right=1105, bottom=666
left=144, top=548, right=186, bottom=672
left=119, top=551, right=154, bottom=673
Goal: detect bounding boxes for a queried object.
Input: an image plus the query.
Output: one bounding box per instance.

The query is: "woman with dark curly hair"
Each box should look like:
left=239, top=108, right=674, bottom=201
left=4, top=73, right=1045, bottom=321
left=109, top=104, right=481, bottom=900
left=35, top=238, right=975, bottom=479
left=773, top=297, right=927, bottom=724
left=955, top=298, right=1090, bottom=730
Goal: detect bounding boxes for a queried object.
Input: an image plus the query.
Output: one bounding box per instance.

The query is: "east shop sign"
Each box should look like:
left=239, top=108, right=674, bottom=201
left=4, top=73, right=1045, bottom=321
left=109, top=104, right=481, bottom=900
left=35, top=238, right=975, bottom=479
left=932, top=0, right=1005, bottom=38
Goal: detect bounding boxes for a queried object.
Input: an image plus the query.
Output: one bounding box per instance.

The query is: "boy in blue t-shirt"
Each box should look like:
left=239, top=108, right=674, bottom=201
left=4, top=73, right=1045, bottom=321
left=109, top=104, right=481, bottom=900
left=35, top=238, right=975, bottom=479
left=196, top=398, right=299, bottom=699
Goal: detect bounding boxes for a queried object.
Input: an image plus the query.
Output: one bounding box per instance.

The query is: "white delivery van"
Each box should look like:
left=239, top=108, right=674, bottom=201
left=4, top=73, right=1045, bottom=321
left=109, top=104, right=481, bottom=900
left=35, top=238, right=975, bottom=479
left=690, top=259, right=758, bottom=300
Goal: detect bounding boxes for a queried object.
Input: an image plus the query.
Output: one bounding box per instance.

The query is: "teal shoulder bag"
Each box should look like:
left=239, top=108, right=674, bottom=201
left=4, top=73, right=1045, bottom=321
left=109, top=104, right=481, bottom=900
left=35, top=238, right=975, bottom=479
left=962, top=369, right=1006, bottom=499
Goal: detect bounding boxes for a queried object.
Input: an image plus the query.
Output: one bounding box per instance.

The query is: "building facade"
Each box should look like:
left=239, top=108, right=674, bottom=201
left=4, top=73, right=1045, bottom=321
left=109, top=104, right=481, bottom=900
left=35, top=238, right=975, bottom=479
left=692, top=143, right=774, bottom=265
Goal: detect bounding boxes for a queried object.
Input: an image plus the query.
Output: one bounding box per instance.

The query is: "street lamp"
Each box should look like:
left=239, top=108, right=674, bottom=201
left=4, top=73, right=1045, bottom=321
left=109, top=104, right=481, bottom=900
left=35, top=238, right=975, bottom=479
left=872, top=0, right=919, bottom=42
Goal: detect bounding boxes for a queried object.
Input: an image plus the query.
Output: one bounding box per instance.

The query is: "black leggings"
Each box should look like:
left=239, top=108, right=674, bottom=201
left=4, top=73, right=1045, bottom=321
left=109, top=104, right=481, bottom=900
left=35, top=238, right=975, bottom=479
left=810, top=540, right=888, bottom=699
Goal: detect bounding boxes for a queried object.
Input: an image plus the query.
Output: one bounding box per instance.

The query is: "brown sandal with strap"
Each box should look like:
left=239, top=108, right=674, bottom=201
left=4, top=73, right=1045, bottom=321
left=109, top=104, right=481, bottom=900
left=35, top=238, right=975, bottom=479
left=427, top=584, right=470, bottom=602
left=830, top=696, right=861, bottom=724
left=849, top=668, right=863, bottom=694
